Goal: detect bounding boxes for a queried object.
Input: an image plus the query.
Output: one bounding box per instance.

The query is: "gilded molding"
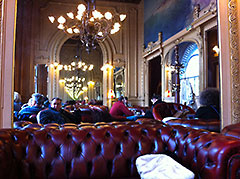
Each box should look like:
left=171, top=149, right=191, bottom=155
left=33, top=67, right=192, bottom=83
left=228, top=0, right=240, bottom=124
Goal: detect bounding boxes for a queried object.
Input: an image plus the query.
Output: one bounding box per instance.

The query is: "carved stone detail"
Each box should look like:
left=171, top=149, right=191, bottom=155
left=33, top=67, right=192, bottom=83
left=228, top=0, right=240, bottom=124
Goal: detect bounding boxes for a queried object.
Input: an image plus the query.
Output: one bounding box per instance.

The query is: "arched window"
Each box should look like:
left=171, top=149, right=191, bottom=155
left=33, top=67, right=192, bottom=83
left=180, top=44, right=199, bottom=107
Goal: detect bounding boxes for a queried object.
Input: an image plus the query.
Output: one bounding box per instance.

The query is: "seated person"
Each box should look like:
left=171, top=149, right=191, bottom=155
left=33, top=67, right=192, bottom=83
left=144, top=94, right=165, bottom=119
left=194, top=88, right=220, bottom=120
left=14, top=91, right=22, bottom=117
left=123, top=96, right=132, bottom=107
left=18, top=93, right=44, bottom=122
left=110, top=96, right=134, bottom=119
left=37, top=97, right=76, bottom=124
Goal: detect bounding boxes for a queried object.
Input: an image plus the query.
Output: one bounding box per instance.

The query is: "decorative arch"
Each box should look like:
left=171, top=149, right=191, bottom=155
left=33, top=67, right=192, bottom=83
left=47, top=31, right=117, bottom=105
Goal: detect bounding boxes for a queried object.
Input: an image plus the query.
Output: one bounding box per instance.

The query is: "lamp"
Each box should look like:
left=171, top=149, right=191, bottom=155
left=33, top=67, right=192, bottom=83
left=48, top=0, right=126, bottom=52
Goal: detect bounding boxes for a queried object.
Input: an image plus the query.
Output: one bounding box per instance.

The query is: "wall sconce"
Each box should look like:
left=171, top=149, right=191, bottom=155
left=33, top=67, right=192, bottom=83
left=165, top=90, right=172, bottom=97
left=108, top=89, right=115, bottom=99
left=82, top=86, right=88, bottom=91
left=213, top=45, right=219, bottom=57
left=87, top=81, right=95, bottom=86
left=101, top=63, right=113, bottom=71
left=50, top=62, right=63, bottom=71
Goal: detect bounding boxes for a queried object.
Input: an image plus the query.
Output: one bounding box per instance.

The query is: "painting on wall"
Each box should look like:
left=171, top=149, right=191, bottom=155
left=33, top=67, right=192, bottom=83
left=144, top=0, right=214, bottom=47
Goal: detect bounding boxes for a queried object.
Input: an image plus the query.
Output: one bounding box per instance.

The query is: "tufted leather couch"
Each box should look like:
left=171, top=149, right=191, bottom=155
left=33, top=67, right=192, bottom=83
left=2, top=119, right=240, bottom=179
left=152, top=103, right=221, bottom=132
left=152, top=103, right=196, bottom=120
left=165, top=118, right=220, bottom=132
left=222, top=122, right=240, bottom=139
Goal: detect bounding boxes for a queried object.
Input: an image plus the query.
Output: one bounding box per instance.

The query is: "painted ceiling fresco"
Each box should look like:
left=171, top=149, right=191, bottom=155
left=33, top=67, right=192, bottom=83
left=144, top=0, right=214, bottom=47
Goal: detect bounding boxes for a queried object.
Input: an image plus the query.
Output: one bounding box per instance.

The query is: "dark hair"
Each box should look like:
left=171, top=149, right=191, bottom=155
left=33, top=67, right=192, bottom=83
left=31, top=93, right=44, bottom=105
left=118, top=96, right=124, bottom=101
left=124, top=97, right=128, bottom=100
left=51, top=97, right=62, bottom=102
left=200, top=88, right=219, bottom=106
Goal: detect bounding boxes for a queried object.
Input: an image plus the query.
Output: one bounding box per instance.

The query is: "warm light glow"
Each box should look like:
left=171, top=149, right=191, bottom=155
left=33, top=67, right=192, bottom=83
left=76, top=14, right=82, bottom=20
left=57, top=16, right=66, bottom=24
left=213, top=45, right=220, bottom=56
left=78, top=4, right=86, bottom=13
left=101, top=63, right=113, bottom=71
left=105, top=12, right=112, bottom=20
left=57, top=24, right=64, bottom=30
left=48, top=16, right=55, bottom=23
left=92, top=10, right=103, bottom=19
left=57, top=64, right=63, bottom=71
left=54, top=62, right=59, bottom=67
left=108, top=89, right=115, bottom=99
left=67, top=28, right=73, bottom=34
left=82, top=86, right=88, bottom=91
left=88, top=64, right=94, bottom=71
left=49, top=1, right=126, bottom=52
left=120, top=14, right=126, bottom=21
left=67, top=12, right=74, bottom=19
left=71, top=62, right=76, bottom=66
left=165, top=90, right=171, bottom=97
left=87, top=81, right=95, bottom=86
left=73, top=28, right=80, bottom=33
left=59, top=79, right=65, bottom=83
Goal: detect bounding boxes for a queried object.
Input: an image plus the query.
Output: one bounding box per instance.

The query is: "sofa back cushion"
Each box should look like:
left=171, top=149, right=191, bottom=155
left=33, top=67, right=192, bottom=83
left=152, top=103, right=195, bottom=120
left=1, top=121, right=240, bottom=179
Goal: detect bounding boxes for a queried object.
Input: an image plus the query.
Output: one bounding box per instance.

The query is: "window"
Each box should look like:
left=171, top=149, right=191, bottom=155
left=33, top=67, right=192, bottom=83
left=180, top=45, right=199, bottom=106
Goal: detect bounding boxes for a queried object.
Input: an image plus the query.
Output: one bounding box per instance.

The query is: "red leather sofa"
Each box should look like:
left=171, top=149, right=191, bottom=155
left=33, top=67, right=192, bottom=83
left=152, top=103, right=196, bottom=120
left=165, top=118, right=220, bottom=132
left=222, top=122, right=240, bottom=139
left=4, top=119, right=240, bottom=179
left=152, top=103, right=220, bottom=132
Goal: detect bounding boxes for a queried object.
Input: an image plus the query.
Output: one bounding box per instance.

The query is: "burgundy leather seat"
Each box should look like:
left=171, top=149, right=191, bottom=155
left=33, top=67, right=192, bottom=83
left=222, top=122, right=240, bottom=139
left=3, top=120, right=240, bottom=179
left=166, top=118, right=220, bottom=132
left=152, top=103, right=195, bottom=120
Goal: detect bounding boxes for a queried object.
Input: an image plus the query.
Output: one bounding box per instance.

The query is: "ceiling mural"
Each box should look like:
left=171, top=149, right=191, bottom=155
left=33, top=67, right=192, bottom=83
left=144, top=0, right=215, bottom=46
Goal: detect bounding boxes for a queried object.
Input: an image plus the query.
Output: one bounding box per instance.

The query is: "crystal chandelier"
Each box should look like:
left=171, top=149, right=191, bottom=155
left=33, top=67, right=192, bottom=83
left=48, top=0, right=126, bottom=52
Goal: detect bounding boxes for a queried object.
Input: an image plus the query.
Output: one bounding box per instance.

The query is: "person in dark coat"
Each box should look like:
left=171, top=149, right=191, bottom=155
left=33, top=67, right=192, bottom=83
left=38, top=97, right=76, bottom=124
left=194, top=88, right=220, bottom=119
left=18, top=93, right=45, bottom=122
left=144, top=94, right=165, bottom=119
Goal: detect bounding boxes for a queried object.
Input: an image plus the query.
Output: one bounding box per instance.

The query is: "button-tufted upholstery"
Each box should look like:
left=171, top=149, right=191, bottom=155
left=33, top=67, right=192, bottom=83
left=165, top=118, right=220, bottom=132
left=1, top=119, right=240, bottom=179
left=152, top=103, right=195, bottom=120
left=222, top=123, right=240, bottom=139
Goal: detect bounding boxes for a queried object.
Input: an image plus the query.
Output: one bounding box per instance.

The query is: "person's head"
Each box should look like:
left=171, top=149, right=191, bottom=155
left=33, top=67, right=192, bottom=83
left=123, top=97, right=128, bottom=104
left=51, top=97, right=62, bottom=111
left=31, top=93, right=44, bottom=106
left=14, top=92, right=21, bottom=103
left=151, top=94, right=161, bottom=104
left=27, top=98, right=34, bottom=107
left=199, top=88, right=220, bottom=106
left=118, top=96, right=124, bottom=102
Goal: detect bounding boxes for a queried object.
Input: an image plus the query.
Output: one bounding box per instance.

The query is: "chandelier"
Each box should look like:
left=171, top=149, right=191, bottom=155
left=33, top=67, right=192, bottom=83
left=48, top=0, right=126, bottom=52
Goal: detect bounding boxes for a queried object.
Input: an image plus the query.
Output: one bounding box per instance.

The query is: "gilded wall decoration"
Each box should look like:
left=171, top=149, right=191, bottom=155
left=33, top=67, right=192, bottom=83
left=228, top=0, right=240, bottom=124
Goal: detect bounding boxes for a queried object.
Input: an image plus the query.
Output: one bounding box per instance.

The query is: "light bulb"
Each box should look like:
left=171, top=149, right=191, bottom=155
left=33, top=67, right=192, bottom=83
left=48, top=16, right=55, bottom=23
left=57, top=24, right=65, bottom=30
left=92, top=10, right=103, bottom=19
left=67, top=28, right=73, bottom=34
left=67, top=12, right=74, bottom=19
left=78, top=4, right=86, bottom=13
left=73, top=28, right=80, bottom=33
left=120, top=14, right=126, bottom=21
left=76, top=14, right=82, bottom=20
left=98, top=32, right=103, bottom=36
left=105, top=12, right=112, bottom=20
left=57, top=16, right=66, bottom=24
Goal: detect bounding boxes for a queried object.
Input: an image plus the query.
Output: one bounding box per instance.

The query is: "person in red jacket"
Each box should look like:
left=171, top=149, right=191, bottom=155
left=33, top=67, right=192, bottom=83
left=110, top=96, right=134, bottom=118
